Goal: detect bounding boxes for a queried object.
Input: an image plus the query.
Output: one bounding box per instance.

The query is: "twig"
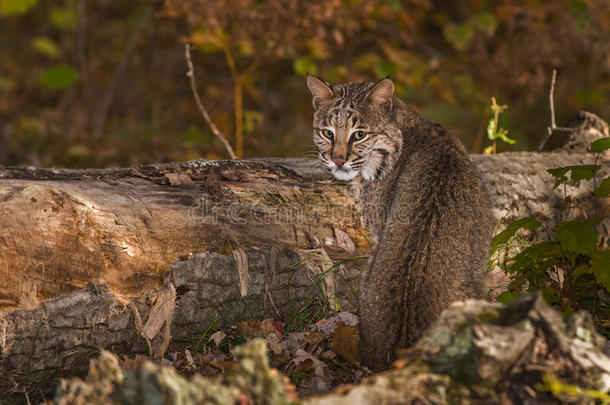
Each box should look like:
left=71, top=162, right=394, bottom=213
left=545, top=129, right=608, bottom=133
left=185, top=44, right=237, bottom=159
left=537, top=69, right=574, bottom=151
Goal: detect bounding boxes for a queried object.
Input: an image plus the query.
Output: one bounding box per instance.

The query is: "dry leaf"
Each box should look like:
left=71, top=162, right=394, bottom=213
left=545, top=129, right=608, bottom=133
left=263, top=318, right=285, bottom=338
left=392, top=358, right=409, bottom=369
left=312, top=312, right=358, bottom=334
left=237, top=320, right=263, bottom=337
left=320, top=350, right=337, bottom=361
left=331, top=312, right=359, bottom=326
left=302, top=330, right=327, bottom=352
left=265, top=332, right=286, bottom=355
left=210, top=330, right=226, bottom=347
left=309, top=363, right=331, bottom=394
left=164, top=172, right=194, bottom=186
left=289, top=348, right=322, bottom=372
left=184, top=349, right=195, bottom=368
left=119, top=354, right=148, bottom=371
left=286, top=332, right=305, bottom=355
left=333, top=228, right=355, bottom=253
left=236, top=392, right=252, bottom=405
left=331, top=323, right=360, bottom=365
left=237, top=320, right=273, bottom=337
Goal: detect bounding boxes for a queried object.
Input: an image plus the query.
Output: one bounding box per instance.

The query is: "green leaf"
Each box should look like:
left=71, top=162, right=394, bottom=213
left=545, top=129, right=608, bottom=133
left=547, top=167, right=570, bottom=189
left=355, top=53, right=381, bottom=72
left=547, top=165, right=601, bottom=189
left=486, top=119, right=496, bottom=140
left=496, top=290, right=522, bottom=303
left=236, top=39, right=254, bottom=57
left=244, top=110, right=263, bottom=134
left=497, top=129, right=515, bottom=144
left=472, top=12, right=497, bottom=32
left=591, top=137, right=610, bottom=153
left=592, top=250, right=610, bottom=291
left=384, top=0, right=401, bottom=11
left=443, top=22, right=474, bottom=51
left=184, top=124, right=205, bottom=142
left=555, top=220, right=598, bottom=257
left=374, top=60, right=394, bottom=78
left=510, top=241, right=562, bottom=272
left=570, top=165, right=601, bottom=181
left=491, top=217, right=541, bottom=255
left=487, top=123, right=514, bottom=144
left=541, top=288, right=561, bottom=304
left=39, top=65, right=78, bottom=90
left=0, top=0, right=37, bottom=16
left=594, top=177, right=610, bottom=198
left=0, top=74, right=15, bottom=91
left=50, top=7, right=77, bottom=30
left=293, top=57, right=317, bottom=76
left=572, top=264, right=592, bottom=277
left=32, top=37, right=59, bottom=58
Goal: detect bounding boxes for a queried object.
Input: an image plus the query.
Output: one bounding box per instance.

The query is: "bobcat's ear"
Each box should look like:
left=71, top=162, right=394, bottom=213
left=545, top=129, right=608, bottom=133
left=306, top=74, right=333, bottom=108
left=363, top=77, right=394, bottom=113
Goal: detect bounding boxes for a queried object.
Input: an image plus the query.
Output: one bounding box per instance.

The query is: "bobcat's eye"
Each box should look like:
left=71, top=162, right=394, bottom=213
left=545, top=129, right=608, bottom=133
left=321, top=129, right=334, bottom=139
left=351, top=131, right=366, bottom=141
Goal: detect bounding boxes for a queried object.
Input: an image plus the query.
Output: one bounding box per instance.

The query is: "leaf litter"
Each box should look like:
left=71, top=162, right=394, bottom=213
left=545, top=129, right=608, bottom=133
left=121, top=311, right=369, bottom=397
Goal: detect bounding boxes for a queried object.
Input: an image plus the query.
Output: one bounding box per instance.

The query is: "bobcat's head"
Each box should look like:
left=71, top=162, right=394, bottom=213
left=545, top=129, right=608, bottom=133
left=306, top=75, right=403, bottom=182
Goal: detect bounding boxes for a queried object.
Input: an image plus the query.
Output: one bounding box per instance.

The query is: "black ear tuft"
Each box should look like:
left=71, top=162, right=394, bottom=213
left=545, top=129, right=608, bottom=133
left=363, top=77, right=394, bottom=113
left=306, top=74, right=334, bottom=108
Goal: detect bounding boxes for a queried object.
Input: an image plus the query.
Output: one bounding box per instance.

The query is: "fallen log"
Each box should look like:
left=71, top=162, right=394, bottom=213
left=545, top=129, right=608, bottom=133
left=1, top=114, right=608, bottom=401
left=0, top=158, right=368, bottom=309
left=1, top=151, right=608, bottom=309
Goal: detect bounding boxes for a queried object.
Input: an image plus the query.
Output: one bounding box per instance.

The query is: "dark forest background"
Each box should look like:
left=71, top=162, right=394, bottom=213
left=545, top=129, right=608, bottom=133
left=0, top=0, right=608, bottom=167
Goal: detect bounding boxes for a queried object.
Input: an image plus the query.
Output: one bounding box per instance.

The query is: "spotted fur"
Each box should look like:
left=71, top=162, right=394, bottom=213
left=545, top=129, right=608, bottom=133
left=307, top=74, right=495, bottom=370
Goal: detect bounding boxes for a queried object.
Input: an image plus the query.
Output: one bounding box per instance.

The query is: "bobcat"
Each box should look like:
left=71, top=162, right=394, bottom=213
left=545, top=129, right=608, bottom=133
left=306, top=74, right=495, bottom=370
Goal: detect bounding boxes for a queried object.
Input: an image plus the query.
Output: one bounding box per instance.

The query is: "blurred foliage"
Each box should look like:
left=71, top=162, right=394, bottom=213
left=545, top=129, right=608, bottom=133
left=0, top=0, right=609, bottom=166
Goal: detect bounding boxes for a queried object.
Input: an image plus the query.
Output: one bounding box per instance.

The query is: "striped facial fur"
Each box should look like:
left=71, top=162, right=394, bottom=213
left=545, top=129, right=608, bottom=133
left=306, top=75, right=403, bottom=182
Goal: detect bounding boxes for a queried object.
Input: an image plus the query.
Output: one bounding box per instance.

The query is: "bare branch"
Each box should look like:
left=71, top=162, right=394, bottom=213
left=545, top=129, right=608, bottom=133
left=185, top=44, right=237, bottom=160
left=538, top=69, right=574, bottom=152
left=549, top=69, right=558, bottom=129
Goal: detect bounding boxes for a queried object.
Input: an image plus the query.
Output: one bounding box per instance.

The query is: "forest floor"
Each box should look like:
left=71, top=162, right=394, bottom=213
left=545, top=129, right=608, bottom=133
left=121, top=311, right=366, bottom=398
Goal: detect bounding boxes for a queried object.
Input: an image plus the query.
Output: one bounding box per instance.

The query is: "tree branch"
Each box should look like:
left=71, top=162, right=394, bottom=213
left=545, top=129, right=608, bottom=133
left=185, top=44, right=237, bottom=160
left=538, top=69, right=575, bottom=151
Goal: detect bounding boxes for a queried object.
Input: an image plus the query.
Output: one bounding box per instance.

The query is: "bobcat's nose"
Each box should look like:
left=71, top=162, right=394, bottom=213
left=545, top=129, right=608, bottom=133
left=332, top=158, right=347, bottom=167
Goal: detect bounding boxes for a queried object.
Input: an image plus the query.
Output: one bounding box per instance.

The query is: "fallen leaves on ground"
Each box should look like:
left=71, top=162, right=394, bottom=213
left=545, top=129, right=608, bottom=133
left=122, top=312, right=368, bottom=396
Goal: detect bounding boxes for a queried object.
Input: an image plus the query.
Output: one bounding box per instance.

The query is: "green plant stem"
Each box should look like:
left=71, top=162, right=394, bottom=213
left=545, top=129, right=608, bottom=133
left=193, top=316, right=220, bottom=353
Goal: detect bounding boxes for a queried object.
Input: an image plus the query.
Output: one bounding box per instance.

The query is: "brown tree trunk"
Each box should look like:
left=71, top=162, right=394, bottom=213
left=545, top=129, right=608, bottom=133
left=0, top=148, right=608, bottom=399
